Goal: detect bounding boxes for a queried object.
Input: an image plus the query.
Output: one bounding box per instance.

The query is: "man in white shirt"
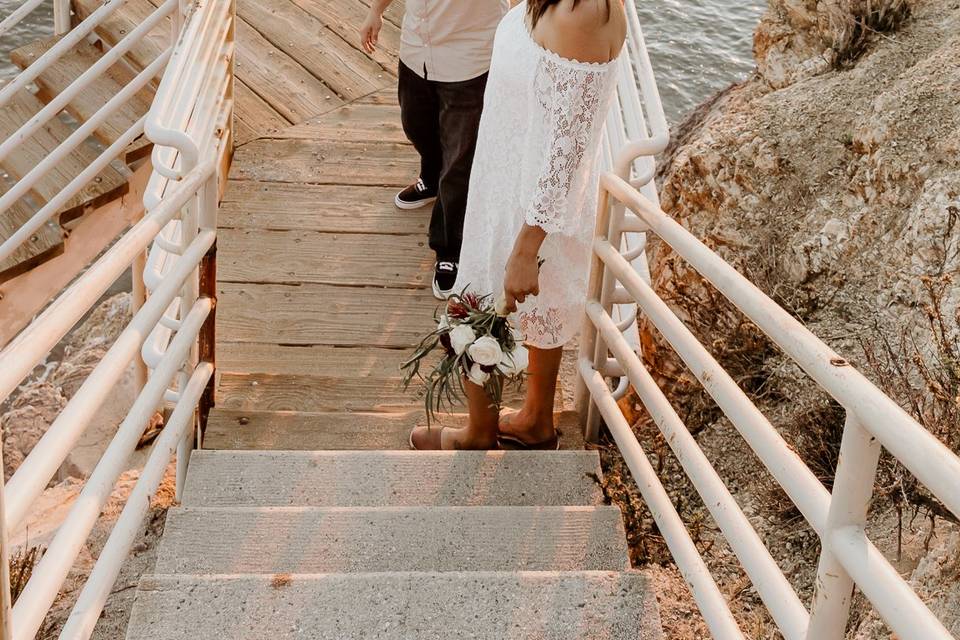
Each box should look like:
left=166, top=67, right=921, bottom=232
left=360, top=0, right=510, bottom=299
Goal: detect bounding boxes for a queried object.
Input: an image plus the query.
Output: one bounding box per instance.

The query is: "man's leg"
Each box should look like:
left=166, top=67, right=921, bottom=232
left=397, top=62, right=442, bottom=192
left=429, top=72, right=488, bottom=263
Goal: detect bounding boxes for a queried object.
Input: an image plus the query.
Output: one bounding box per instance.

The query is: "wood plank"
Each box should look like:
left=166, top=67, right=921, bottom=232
left=287, top=0, right=402, bottom=74
left=232, top=79, right=289, bottom=145
left=11, top=36, right=155, bottom=146
left=74, top=0, right=172, bottom=70
left=0, top=185, right=63, bottom=281
left=0, top=90, right=128, bottom=216
left=271, top=102, right=406, bottom=144
left=234, top=16, right=344, bottom=123
left=217, top=282, right=439, bottom=346
left=236, top=0, right=388, bottom=100
left=355, top=88, right=398, bottom=106
left=218, top=228, right=431, bottom=288
left=218, top=182, right=427, bottom=235
left=230, top=139, right=417, bottom=185
left=216, top=371, right=416, bottom=412
left=215, top=342, right=419, bottom=412
left=217, top=341, right=411, bottom=375
left=0, top=161, right=151, bottom=347
left=204, top=408, right=421, bottom=450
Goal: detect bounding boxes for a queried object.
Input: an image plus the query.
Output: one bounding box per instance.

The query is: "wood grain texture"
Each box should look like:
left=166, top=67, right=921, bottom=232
left=270, top=102, right=406, bottom=143
left=218, top=181, right=428, bottom=234
left=236, top=0, right=388, bottom=100
left=0, top=180, right=62, bottom=279
left=234, top=16, right=344, bottom=123
left=217, top=282, right=439, bottom=346
left=230, top=139, right=417, bottom=185
left=74, top=0, right=172, bottom=70
left=11, top=36, right=154, bottom=146
left=288, top=0, right=401, bottom=74
left=218, top=228, right=432, bottom=287
left=0, top=90, right=128, bottom=214
left=232, top=79, right=290, bottom=145
left=204, top=408, right=421, bottom=449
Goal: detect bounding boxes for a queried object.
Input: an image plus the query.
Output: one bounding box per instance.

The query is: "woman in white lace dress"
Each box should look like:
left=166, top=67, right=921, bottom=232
left=410, top=0, right=626, bottom=450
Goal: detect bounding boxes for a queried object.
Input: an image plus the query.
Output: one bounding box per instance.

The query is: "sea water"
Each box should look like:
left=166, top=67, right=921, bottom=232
left=0, top=0, right=764, bottom=122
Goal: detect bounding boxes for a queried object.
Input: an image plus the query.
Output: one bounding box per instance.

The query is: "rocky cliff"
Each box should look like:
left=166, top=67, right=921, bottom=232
left=615, top=0, right=960, bottom=637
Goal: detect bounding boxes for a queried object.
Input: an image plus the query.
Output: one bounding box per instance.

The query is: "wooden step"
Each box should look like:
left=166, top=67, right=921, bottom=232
left=182, top=450, right=605, bottom=508
left=229, top=138, right=418, bottom=185
left=0, top=90, right=128, bottom=219
left=218, top=181, right=428, bottom=234
left=126, top=571, right=664, bottom=640
left=73, top=0, right=171, bottom=71
left=155, top=505, right=630, bottom=573
left=216, top=282, right=438, bottom=347
left=217, top=228, right=432, bottom=288
left=213, top=343, right=419, bottom=413
left=10, top=36, right=155, bottom=146
left=0, top=180, right=63, bottom=281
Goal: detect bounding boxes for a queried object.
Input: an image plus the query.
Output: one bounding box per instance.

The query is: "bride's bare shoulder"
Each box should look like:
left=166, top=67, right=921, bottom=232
left=540, top=0, right=626, bottom=63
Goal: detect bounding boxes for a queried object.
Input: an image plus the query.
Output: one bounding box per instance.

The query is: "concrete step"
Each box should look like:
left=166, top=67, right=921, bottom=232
left=125, top=571, right=664, bottom=640
left=155, top=506, right=629, bottom=574
left=182, top=450, right=604, bottom=507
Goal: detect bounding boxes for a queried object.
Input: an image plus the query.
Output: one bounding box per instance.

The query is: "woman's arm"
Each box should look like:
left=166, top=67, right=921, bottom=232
left=502, top=3, right=624, bottom=313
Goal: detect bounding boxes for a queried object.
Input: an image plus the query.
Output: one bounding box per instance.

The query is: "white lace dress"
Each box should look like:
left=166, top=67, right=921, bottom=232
left=454, top=2, right=621, bottom=349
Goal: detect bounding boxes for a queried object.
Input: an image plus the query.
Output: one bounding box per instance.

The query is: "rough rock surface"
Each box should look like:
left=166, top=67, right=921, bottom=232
left=1, top=293, right=144, bottom=481
left=608, top=0, right=960, bottom=637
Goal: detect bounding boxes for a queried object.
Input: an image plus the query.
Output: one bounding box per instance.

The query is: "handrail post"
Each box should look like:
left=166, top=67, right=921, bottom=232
left=0, top=439, right=13, bottom=640
left=174, top=184, right=201, bottom=500
left=576, top=186, right=616, bottom=442
left=52, top=0, right=70, bottom=35
left=805, top=412, right=882, bottom=639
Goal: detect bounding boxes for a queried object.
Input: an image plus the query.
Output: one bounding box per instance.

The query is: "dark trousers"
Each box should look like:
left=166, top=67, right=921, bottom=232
left=398, top=61, right=487, bottom=262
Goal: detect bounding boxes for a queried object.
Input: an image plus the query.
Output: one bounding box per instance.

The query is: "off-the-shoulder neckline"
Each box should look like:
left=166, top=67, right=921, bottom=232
left=517, top=2, right=622, bottom=71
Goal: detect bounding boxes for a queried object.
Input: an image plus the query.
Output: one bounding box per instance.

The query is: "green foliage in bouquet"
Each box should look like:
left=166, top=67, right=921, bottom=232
left=401, top=290, right=529, bottom=425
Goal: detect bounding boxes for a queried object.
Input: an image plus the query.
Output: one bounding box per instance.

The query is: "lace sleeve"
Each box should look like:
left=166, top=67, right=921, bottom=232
left=524, top=57, right=611, bottom=235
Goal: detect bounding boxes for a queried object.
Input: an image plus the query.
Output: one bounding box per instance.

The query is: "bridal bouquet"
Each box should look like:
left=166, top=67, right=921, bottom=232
left=401, top=291, right=528, bottom=424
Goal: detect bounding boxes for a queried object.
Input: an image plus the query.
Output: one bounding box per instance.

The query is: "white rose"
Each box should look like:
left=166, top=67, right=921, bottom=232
left=497, top=344, right=529, bottom=376
left=467, top=362, right=490, bottom=386
left=437, top=314, right=450, bottom=331
left=468, top=335, right=503, bottom=366
left=449, top=324, right=476, bottom=355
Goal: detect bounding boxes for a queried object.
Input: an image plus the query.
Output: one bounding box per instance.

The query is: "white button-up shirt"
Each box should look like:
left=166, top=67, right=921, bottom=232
left=400, top=0, right=510, bottom=82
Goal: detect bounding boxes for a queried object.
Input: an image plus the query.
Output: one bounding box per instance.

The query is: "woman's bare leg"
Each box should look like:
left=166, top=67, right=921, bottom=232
left=499, top=345, right=563, bottom=444
left=409, top=378, right=500, bottom=450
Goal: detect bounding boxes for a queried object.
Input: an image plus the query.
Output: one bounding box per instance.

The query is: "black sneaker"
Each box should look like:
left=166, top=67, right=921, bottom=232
left=432, top=261, right=458, bottom=300
left=395, top=178, right=437, bottom=210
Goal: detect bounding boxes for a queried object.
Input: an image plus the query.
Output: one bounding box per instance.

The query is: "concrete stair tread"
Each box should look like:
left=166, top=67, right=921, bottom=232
left=156, top=505, right=629, bottom=574
left=182, top=450, right=604, bottom=507
left=126, top=571, right=664, bottom=640
left=203, top=408, right=587, bottom=451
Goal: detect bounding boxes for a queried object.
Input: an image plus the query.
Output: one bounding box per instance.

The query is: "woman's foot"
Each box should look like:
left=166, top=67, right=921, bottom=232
left=409, top=425, right=499, bottom=451
left=497, top=410, right=559, bottom=449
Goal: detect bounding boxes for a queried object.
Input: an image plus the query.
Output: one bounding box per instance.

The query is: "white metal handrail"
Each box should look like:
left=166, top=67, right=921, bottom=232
left=0, top=0, right=234, bottom=636
left=0, top=0, right=69, bottom=39
left=576, top=171, right=960, bottom=640
left=0, top=0, right=176, bottom=273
